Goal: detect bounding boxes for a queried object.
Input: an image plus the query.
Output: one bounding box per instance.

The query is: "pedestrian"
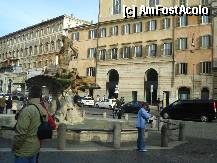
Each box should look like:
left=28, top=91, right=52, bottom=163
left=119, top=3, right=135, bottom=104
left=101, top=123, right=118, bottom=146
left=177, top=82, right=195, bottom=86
left=156, top=98, right=161, bottom=112
left=6, top=96, right=12, bottom=114
left=12, top=85, right=48, bottom=163
left=0, top=95, right=6, bottom=114
left=135, top=102, right=150, bottom=152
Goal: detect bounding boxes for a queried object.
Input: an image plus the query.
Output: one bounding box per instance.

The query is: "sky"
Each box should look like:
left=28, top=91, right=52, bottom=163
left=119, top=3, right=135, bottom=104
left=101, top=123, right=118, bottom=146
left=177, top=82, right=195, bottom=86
left=0, top=0, right=99, bottom=36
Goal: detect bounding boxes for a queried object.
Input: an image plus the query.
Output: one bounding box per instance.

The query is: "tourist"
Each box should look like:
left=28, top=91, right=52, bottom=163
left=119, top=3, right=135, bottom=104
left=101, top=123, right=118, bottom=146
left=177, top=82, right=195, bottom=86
left=6, top=96, right=12, bottom=114
left=0, top=95, right=6, bottom=114
left=135, top=102, right=150, bottom=152
left=12, top=85, right=48, bottom=163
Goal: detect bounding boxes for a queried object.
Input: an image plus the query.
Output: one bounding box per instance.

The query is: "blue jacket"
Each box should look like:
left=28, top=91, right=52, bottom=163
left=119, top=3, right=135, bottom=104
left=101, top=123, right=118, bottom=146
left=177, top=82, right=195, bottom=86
left=136, top=107, right=150, bottom=128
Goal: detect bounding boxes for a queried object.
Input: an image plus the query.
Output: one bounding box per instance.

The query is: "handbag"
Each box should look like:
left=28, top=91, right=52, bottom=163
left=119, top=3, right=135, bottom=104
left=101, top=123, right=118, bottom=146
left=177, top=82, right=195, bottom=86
left=30, top=104, right=53, bottom=140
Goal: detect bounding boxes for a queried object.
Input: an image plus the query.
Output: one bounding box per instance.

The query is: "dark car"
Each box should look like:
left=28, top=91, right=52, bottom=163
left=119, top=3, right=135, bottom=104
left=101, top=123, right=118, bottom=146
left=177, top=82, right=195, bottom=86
left=121, top=101, right=147, bottom=114
left=160, top=99, right=217, bottom=122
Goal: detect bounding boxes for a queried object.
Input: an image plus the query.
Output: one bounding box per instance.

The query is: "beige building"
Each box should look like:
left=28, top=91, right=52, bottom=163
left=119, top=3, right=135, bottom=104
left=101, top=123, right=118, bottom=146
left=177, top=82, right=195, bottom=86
left=0, top=15, right=89, bottom=93
left=68, top=0, right=215, bottom=105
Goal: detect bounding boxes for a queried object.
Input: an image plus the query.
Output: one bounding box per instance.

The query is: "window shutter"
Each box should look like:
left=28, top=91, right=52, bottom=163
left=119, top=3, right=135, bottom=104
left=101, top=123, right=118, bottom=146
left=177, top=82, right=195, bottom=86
left=88, top=31, right=91, bottom=39
left=176, top=39, right=179, bottom=50
left=154, top=20, right=157, bottom=30
left=87, top=49, right=90, bottom=58
left=208, top=16, right=211, bottom=23
left=209, top=35, right=212, bottom=48
left=199, top=36, right=202, bottom=48
left=176, top=17, right=180, bottom=27
left=133, top=23, right=136, bottom=33
left=145, top=45, right=149, bottom=56
left=107, top=49, right=111, bottom=60
left=175, top=63, right=179, bottom=75
left=161, top=19, right=164, bottom=30
left=121, top=25, right=124, bottom=35
left=131, top=46, right=135, bottom=58
left=186, top=16, right=188, bottom=26
left=116, top=26, right=119, bottom=35
left=86, top=68, right=89, bottom=76
left=109, top=27, right=112, bottom=36
left=77, top=33, right=80, bottom=41
left=198, top=16, right=202, bottom=24
left=119, top=47, right=123, bottom=58
left=146, top=21, right=149, bottom=31
left=196, top=62, right=202, bottom=74
left=168, top=18, right=171, bottom=28
left=159, top=43, right=164, bottom=56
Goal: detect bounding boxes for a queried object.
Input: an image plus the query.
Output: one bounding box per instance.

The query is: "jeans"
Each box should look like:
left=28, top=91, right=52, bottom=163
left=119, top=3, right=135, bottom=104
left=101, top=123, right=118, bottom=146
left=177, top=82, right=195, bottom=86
left=15, top=155, right=37, bottom=163
left=137, top=128, right=145, bottom=150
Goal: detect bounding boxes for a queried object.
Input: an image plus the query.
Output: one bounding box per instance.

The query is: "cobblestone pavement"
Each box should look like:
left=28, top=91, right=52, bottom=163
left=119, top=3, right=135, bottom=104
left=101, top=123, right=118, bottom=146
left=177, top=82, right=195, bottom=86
left=1, top=136, right=217, bottom=163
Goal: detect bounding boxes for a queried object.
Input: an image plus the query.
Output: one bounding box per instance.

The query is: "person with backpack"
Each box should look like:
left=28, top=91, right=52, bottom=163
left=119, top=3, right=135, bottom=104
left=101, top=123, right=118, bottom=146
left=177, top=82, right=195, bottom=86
left=12, top=85, right=48, bottom=163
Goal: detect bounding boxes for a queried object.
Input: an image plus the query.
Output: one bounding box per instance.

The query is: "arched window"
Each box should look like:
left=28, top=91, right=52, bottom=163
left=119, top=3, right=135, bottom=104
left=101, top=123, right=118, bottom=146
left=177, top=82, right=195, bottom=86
left=201, top=87, right=209, bottom=100
left=178, top=87, right=190, bottom=100
left=34, top=45, right=38, bottom=55
left=56, top=39, right=61, bottom=51
left=29, top=46, right=33, bottom=55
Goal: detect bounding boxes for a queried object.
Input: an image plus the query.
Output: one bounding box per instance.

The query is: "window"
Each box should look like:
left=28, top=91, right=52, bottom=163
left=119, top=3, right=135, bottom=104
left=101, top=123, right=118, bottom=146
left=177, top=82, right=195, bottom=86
left=178, top=16, right=188, bottom=27
left=41, top=29, right=44, bottom=36
left=86, top=67, right=96, bottom=76
left=163, top=43, right=172, bottom=55
left=180, top=0, right=187, bottom=6
left=39, top=44, right=43, bottom=54
left=87, top=48, right=96, bottom=59
left=88, top=29, right=97, bottom=39
left=99, top=49, right=106, bottom=60
left=113, top=0, right=121, bottom=15
left=34, top=46, right=38, bottom=55
left=56, top=40, right=62, bottom=50
left=201, top=35, right=211, bottom=48
left=162, top=18, right=170, bottom=29
left=178, top=38, right=187, bottom=50
left=178, top=87, right=190, bottom=100
left=111, top=26, right=118, bottom=36
left=99, top=28, right=107, bottom=38
left=134, top=45, right=142, bottom=57
left=122, top=47, right=131, bottom=58
left=149, top=0, right=159, bottom=7
left=123, top=24, right=130, bottom=35
left=148, top=20, right=157, bottom=31
left=201, top=61, right=211, bottom=74
left=72, top=32, right=79, bottom=41
left=201, top=15, right=210, bottom=24
left=201, top=0, right=209, bottom=6
left=111, top=48, right=118, bottom=59
left=148, top=44, right=157, bottom=57
left=29, top=46, right=33, bottom=55
left=134, top=22, right=142, bottom=33
left=179, top=63, right=188, bottom=74
left=47, top=27, right=50, bottom=33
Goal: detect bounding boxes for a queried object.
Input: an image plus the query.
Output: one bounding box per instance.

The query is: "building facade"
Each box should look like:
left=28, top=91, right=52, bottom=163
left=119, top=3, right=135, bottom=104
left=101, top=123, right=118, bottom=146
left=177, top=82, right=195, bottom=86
left=0, top=15, right=89, bottom=93
left=69, top=0, right=214, bottom=104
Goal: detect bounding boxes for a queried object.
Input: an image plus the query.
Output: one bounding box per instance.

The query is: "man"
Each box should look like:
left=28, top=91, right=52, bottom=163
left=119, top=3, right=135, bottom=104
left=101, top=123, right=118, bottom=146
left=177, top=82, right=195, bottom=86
left=12, top=85, right=48, bottom=163
left=135, top=102, right=150, bottom=152
left=0, top=95, right=6, bottom=114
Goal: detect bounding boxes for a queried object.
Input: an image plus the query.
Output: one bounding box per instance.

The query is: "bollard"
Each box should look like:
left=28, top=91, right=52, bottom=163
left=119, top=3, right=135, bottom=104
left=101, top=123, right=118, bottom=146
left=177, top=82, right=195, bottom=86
left=57, top=123, right=67, bottom=150
left=161, top=124, right=168, bottom=147
left=166, top=119, right=172, bottom=140
left=82, top=111, right=86, bottom=118
left=103, top=112, right=107, bottom=118
left=178, top=123, right=185, bottom=141
left=124, top=114, right=128, bottom=121
left=157, top=116, right=161, bottom=131
left=113, top=122, right=121, bottom=149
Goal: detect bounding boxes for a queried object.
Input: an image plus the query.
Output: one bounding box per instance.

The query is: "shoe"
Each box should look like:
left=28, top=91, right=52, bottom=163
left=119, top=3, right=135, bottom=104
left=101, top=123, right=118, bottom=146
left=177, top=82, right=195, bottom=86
left=138, top=149, right=148, bottom=152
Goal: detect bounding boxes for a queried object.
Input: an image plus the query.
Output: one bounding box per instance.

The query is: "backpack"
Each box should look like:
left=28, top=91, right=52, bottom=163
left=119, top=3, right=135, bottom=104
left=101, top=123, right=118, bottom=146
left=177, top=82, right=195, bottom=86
left=31, top=104, right=53, bottom=140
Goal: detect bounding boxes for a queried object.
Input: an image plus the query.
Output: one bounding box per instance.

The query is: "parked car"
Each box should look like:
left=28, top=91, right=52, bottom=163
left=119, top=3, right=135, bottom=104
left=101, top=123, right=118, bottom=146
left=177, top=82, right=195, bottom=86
left=95, top=99, right=116, bottom=109
left=120, top=101, right=144, bottom=114
left=160, top=99, right=217, bottom=122
left=79, top=96, right=95, bottom=107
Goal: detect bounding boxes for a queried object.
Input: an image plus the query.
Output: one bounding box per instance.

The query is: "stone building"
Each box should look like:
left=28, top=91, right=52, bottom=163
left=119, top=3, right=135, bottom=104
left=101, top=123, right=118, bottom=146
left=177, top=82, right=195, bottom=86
left=0, top=15, right=89, bottom=93
left=68, top=0, right=215, bottom=104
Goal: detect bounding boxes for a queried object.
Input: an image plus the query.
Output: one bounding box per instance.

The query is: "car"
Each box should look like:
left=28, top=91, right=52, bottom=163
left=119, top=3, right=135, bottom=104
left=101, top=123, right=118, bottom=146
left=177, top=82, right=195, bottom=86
left=120, top=101, right=144, bottom=114
left=95, top=99, right=116, bottom=109
left=160, top=99, right=217, bottom=122
left=80, top=96, right=95, bottom=107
